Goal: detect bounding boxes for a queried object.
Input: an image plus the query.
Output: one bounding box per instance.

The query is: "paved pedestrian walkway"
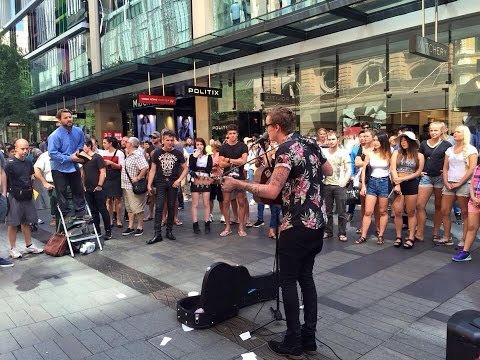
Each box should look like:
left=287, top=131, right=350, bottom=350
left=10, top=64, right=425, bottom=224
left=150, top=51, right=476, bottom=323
left=1, top=203, right=479, bottom=360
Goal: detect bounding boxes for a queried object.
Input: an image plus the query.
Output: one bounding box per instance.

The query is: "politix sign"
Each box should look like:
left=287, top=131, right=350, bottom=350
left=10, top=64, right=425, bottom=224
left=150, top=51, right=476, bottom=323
left=137, top=94, right=176, bottom=106
left=186, top=86, right=222, bottom=98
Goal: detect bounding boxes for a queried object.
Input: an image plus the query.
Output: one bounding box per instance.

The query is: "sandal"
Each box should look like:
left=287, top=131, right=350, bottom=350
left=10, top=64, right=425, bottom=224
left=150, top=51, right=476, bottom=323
left=175, top=220, right=183, bottom=226
left=355, top=228, right=362, bottom=234
left=323, top=233, right=333, bottom=239
left=354, top=236, right=367, bottom=244
left=403, top=238, right=415, bottom=249
left=434, top=237, right=453, bottom=246
left=238, top=230, right=247, bottom=237
left=376, top=236, right=385, bottom=245
left=220, top=230, right=232, bottom=237
left=245, top=222, right=253, bottom=228
left=393, top=237, right=402, bottom=248
left=432, top=235, right=440, bottom=242
left=338, top=235, right=348, bottom=242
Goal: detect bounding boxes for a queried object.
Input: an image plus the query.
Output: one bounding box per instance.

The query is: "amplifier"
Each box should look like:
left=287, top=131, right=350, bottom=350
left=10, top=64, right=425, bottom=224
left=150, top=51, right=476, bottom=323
left=446, top=310, right=480, bottom=359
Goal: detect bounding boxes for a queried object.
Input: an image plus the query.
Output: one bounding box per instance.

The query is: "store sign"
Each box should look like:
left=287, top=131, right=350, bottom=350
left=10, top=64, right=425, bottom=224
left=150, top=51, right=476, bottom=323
left=409, top=35, right=448, bottom=62
left=186, top=86, right=222, bottom=98
left=39, top=115, right=58, bottom=122
left=72, top=112, right=86, bottom=119
left=138, top=94, right=176, bottom=105
left=7, top=122, right=26, bottom=127
left=260, top=93, right=294, bottom=105
left=102, top=131, right=123, bottom=141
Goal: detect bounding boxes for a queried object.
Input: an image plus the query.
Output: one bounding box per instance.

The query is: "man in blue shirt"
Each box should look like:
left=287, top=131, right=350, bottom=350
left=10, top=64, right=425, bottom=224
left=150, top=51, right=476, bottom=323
left=48, top=109, right=87, bottom=222
left=230, top=0, right=241, bottom=25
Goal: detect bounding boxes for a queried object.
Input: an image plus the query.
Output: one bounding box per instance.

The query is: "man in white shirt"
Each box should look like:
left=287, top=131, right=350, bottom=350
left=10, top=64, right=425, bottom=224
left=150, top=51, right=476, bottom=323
left=323, top=132, right=351, bottom=241
left=34, top=151, right=57, bottom=226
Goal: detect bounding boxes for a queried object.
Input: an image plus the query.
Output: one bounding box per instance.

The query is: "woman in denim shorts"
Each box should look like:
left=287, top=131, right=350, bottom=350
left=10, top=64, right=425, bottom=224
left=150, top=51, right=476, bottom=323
left=391, top=132, right=424, bottom=249
left=415, top=122, right=452, bottom=242
left=438, top=125, right=478, bottom=246
left=356, top=132, right=391, bottom=245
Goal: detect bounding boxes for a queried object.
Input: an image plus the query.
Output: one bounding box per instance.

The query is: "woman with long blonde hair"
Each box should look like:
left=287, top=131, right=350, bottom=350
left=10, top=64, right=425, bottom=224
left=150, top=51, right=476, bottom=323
left=437, top=125, right=478, bottom=246
left=415, top=122, right=452, bottom=242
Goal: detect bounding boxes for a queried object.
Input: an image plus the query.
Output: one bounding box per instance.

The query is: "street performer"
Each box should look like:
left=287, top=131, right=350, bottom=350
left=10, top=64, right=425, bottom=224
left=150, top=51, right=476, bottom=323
left=222, top=106, right=332, bottom=359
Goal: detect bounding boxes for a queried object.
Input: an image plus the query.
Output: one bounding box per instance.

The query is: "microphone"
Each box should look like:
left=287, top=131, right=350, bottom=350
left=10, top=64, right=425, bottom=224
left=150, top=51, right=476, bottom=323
left=252, top=132, right=269, bottom=145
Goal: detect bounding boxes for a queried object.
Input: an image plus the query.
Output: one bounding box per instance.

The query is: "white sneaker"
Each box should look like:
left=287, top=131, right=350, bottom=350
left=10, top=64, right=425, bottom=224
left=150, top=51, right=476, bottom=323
left=249, top=199, right=256, bottom=206
left=24, top=244, right=44, bottom=254
left=265, top=205, right=270, bottom=209
left=10, top=248, right=23, bottom=259
left=220, top=215, right=226, bottom=224
left=209, top=213, right=214, bottom=222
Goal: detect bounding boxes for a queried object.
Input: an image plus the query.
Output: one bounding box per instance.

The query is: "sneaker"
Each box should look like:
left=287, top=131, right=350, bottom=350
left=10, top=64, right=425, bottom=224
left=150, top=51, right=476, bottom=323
left=253, top=220, right=264, bottom=227
left=452, top=250, right=472, bottom=262
left=9, top=248, right=22, bottom=259
left=249, top=199, right=256, bottom=206
left=24, top=244, right=44, bottom=254
left=220, top=215, right=226, bottom=224
left=122, top=228, right=135, bottom=236
left=134, top=229, right=144, bottom=237
left=178, top=206, right=184, bottom=210
left=104, top=230, right=112, bottom=240
left=455, top=213, right=463, bottom=225
left=209, top=213, right=214, bottom=222
left=0, top=257, right=14, bottom=267
left=49, top=217, right=56, bottom=226
left=37, top=218, right=45, bottom=224
left=265, top=205, right=270, bottom=209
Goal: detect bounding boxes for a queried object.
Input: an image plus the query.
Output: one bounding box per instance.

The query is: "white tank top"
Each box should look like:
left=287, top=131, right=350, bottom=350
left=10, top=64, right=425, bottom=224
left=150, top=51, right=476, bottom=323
left=369, top=154, right=390, bottom=178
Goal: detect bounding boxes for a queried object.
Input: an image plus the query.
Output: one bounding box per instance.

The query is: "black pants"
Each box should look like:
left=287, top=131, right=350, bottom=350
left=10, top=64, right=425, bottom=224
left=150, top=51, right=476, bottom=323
left=154, top=182, right=177, bottom=233
left=279, top=226, right=324, bottom=346
left=51, top=170, right=85, bottom=217
left=85, top=190, right=111, bottom=233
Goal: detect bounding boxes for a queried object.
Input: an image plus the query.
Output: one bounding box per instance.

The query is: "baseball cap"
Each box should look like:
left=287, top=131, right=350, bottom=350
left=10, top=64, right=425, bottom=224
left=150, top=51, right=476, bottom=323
left=150, top=131, right=161, bottom=138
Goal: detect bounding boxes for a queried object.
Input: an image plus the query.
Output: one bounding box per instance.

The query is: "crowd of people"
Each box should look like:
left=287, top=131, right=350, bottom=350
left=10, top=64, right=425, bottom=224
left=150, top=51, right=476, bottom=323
left=0, top=106, right=479, bottom=359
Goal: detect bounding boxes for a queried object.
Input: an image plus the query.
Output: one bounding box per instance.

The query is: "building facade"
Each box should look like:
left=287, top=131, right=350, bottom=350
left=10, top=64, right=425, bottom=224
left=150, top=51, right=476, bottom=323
left=0, top=0, right=479, bottom=148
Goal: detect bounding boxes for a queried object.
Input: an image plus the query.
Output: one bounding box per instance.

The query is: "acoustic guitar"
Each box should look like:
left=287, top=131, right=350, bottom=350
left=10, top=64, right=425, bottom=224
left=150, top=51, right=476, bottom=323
left=253, top=165, right=282, bottom=205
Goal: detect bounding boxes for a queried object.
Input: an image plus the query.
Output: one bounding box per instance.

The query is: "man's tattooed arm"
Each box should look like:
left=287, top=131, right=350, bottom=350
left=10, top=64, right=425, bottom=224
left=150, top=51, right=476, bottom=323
left=242, top=166, right=290, bottom=199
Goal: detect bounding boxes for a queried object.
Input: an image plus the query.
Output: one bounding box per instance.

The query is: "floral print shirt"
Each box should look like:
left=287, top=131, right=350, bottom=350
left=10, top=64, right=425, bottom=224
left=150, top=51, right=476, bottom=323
left=275, top=133, right=327, bottom=231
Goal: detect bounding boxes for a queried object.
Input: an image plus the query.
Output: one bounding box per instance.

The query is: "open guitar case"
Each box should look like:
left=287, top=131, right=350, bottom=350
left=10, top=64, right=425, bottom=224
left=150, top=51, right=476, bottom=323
left=177, top=262, right=276, bottom=329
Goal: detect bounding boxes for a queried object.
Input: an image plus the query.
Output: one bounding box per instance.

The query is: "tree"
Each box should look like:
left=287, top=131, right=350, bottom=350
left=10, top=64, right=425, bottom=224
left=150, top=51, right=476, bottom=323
left=0, top=44, right=35, bottom=136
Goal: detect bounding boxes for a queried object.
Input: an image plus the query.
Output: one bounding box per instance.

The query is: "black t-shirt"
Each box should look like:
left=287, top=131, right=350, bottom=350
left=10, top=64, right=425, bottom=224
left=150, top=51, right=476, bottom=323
left=151, top=148, right=185, bottom=182
left=82, top=153, right=105, bottom=192
left=419, top=140, right=452, bottom=177
left=219, top=142, right=248, bottom=180
left=5, top=157, right=34, bottom=191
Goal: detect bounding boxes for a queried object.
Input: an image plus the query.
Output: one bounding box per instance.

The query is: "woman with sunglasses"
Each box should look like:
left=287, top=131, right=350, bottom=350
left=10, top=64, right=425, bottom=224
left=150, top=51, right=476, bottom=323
left=356, top=131, right=391, bottom=245
left=391, top=132, right=424, bottom=249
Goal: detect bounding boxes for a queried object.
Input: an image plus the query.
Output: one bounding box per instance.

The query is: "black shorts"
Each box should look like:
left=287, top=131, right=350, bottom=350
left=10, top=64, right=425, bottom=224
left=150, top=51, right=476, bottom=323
left=400, top=178, right=420, bottom=196
left=210, top=184, right=223, bottom=202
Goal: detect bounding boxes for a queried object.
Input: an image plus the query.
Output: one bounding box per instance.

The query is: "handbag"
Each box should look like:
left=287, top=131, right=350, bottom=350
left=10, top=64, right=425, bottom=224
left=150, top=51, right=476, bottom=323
left=11, top=188, right=33, bottom=201
left=44, top=232, right=67, bottom=257
left=345, top=181, right=361, bottom=205
left=125, top=168, right=147, bottom=195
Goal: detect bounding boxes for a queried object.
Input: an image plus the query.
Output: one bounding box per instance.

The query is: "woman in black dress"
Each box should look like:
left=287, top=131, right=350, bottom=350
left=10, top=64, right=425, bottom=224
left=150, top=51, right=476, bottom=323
left=189, top=138, right=213, bottom=234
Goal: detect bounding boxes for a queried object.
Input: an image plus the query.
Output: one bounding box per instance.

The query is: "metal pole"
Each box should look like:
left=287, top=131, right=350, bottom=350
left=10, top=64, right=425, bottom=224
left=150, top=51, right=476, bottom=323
left=148, top=72, right=151, bottom=95
left=421, top=0, right=425, bottom=37
left=63, top=96, right=66, bottom=108
left=162, top=74, right=165, bottom=96
left=208, top=63, right=211, bottom=88
left=434, top=0, right=438, bottom=42
left=193, top=61, right=196, bottom=86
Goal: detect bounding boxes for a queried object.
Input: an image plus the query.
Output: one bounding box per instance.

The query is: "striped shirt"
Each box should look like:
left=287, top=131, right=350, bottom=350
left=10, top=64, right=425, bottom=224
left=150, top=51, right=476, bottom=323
left=121, top=149, right=149, bottom=190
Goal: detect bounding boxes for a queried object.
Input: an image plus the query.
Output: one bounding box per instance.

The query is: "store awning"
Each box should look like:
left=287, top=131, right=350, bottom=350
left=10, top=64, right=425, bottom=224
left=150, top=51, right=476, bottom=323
left=30, top=0, right=454, bottom=107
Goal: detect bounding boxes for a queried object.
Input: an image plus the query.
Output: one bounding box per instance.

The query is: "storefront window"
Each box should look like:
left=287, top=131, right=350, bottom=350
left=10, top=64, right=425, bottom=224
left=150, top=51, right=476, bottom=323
left=101, top=0, right=191, bottom=69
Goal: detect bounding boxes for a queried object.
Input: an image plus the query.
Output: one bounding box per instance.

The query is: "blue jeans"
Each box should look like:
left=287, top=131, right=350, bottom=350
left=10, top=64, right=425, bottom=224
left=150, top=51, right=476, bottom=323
left=257, top=203, right=282, bottom=227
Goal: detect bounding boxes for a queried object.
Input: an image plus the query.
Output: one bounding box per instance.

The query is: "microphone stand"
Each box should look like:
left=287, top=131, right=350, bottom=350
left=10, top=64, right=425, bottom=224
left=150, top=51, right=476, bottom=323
left=251, top=144, right=284, bottom=334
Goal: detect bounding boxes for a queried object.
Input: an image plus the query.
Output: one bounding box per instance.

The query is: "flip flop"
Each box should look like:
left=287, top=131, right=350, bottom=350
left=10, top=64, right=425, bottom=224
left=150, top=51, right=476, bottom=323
left=338, top=235, right=348, bottom=242
left=220, top=230, right=232, bottom=237
left=245, top=223, right=253, bottom=228
left=175, top=220, right=183, bottom=226
left=238, top=230, right=247, bottom=237
left=143, top=217, right=153, bottom=222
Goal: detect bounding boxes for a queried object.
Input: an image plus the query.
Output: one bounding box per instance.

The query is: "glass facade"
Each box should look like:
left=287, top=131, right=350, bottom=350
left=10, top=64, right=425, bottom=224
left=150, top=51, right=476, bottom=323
left=208, top=24, right=480, bottom=152
left=100, top=0, right=192, bottom=69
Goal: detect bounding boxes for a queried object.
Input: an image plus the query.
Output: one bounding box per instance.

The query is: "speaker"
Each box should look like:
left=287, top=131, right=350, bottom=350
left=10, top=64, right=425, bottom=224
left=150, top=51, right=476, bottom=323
left=446, top=310, right=480, bottom=359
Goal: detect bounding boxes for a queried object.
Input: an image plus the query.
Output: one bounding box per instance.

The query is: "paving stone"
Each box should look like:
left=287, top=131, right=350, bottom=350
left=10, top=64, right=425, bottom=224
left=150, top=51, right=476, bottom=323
left=331, top=323, right=385, bottom=347
left=178, top=337, right=246, bottom=360
left=383, top=338, right=444, bottom=360
left=95, top=304, right=129, bottom=321
left=8, top=309, right=35, bottom=327
left=55, top=334, right=93, bottom=359
left=0, top=330, right=20, bottom=353
left=359, top=309, right=412, bottom=329
left=369, top=304, right=419, bottom=323
left=103, top=346, right=136, bottom=360
left=34, top=340, right=70, bottom=360
left=12, top=346, right=44, bottom=360
left=84, top=353, right=112, bottom=360
left=91, top=325, right=129, bottom=347
left=319, top=328, right=376, bottom=355
left=339, top=318, right=394, bottom=341
left=47, top=317, right=80, bottom=336
left=27, top=305, right=53, bottom=322
left=9, top=324, right=42, bottom=347
left=0, top=313, right=15, bottom=331
left=2, top=296, right=29, bottom=312
left=126, top=310, right=178, bottom=336
left=123, top=340, right=171, bottom=360
left=109, top=319, right=145, bottom=341
left=82, top=308, right=114, bottom=326
left=0, top=353, right=15, bottom=360
left=359, top=345, right=414, bottom=359
left=75, top=329, right=112, bottom=354
left=41, top=302, right=70, bottom=318
left=0, top=299, right=13, bottom=314
left=395, top=331, right=445, bottom=358
left=349, top=313, right=401, bottom=334
left=28, top=321, right=61, bottom=342
left=65, top=312, right=97, bottom=331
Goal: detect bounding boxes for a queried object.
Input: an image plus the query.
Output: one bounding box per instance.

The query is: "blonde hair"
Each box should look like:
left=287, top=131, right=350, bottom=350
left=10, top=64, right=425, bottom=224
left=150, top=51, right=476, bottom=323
left=430, top=121, right=448, bottom=140
left=455, top=125, right=472, bottom=168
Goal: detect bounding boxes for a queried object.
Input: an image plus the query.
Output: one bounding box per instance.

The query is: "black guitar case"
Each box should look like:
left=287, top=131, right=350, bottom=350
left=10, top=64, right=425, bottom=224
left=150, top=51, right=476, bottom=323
left=177, top=262, right=276, bottom=329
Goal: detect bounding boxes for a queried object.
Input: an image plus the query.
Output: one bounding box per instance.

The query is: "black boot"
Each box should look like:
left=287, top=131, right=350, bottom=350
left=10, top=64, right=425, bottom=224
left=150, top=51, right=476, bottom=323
left=146, top=233, right=163, bottom=245
left=301, top=327, right=317, bottom=355
left=193, top=222, right=201, bottom=234
left=267, top=338, right=302, bottom=360
left=166, top=230, right=176, bottom=240
left=205, top=221, right=211, bottom=234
